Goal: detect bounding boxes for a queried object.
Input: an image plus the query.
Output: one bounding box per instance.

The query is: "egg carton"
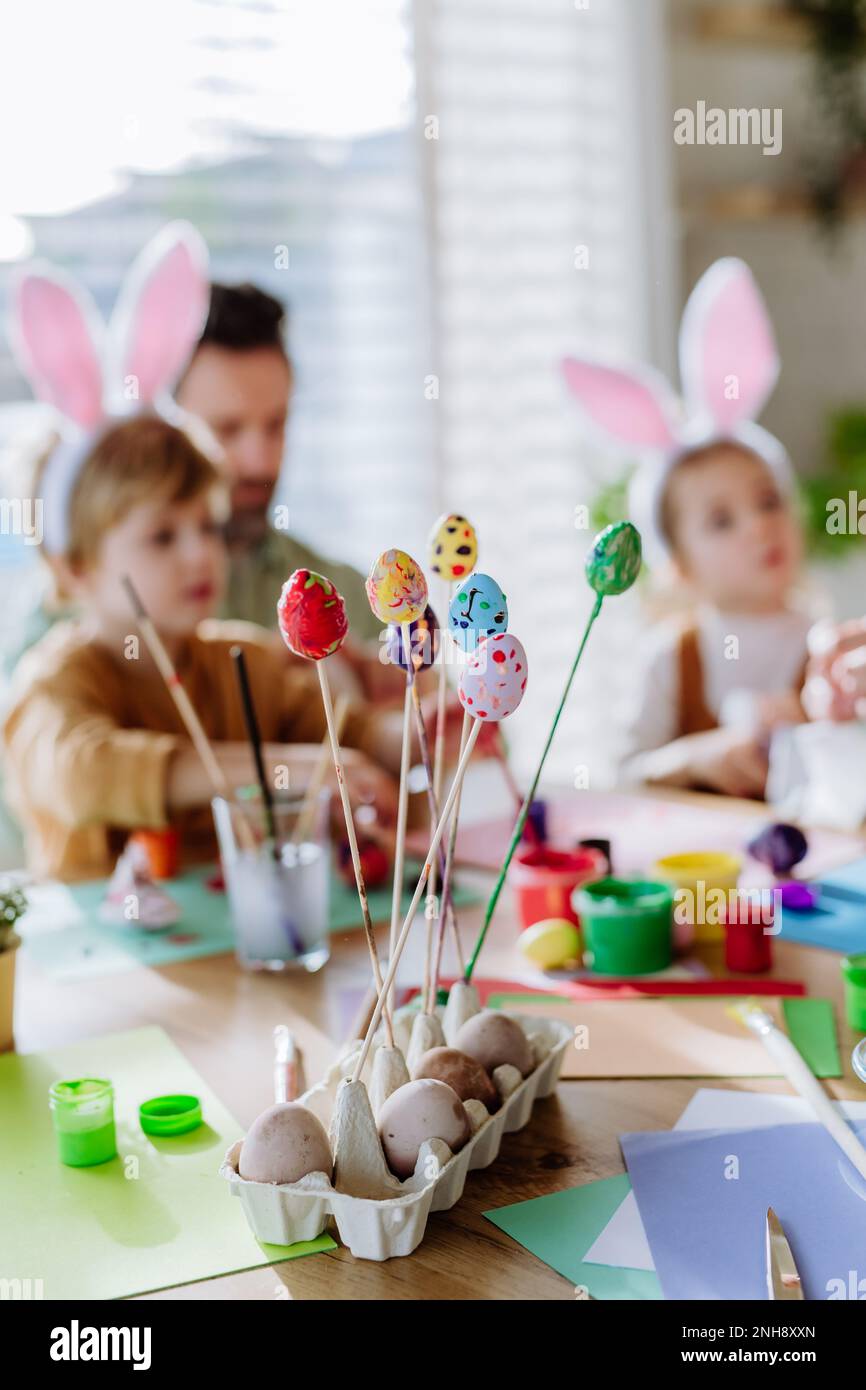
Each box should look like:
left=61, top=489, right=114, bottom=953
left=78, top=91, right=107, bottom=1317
left=220, top=997, right=572, bottom=1261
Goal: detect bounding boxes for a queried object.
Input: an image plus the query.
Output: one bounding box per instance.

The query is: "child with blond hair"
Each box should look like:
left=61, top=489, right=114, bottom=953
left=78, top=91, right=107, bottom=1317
left=564, top=258, right=810, bottom=799
left=3, top=227, right=397, bottom=879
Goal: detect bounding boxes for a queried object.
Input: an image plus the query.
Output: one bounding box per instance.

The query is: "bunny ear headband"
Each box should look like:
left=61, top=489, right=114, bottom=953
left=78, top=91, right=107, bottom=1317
left=561, top=257, right=791, bottom=567
left=8, top=221, right=210, bottom=554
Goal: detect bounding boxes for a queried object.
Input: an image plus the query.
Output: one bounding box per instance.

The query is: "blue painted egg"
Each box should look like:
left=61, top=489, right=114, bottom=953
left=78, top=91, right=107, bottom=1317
left=448, top=573, right=508, bottom=653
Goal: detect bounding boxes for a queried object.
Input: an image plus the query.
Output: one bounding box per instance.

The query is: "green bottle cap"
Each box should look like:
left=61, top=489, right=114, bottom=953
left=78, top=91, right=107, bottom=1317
left=139, top=1093, right=202, bottom=1137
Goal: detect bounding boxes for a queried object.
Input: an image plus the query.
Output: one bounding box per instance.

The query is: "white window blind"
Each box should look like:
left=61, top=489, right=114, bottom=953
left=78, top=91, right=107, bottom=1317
left=414, top=0, right=673, bottom=788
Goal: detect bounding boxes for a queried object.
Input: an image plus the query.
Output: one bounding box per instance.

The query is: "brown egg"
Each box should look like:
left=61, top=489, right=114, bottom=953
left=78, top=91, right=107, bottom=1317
left=238, top=1102, right=332, bottom=1185
left=377, top=1079, right=471, bottom=1180
left=453, top=1011, right=533, bottom=1077
left=414, top=1046, right=500, bottom=1112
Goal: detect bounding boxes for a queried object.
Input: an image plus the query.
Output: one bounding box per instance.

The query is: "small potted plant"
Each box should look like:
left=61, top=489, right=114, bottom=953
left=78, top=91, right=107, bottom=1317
left=0, top=881, right=27, bottom=1052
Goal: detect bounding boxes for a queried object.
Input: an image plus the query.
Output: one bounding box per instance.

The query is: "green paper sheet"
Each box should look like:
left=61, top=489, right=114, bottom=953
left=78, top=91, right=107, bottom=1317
left=781, top=997, right=841, bottom=1078
left=484, top=1175, right=662, bottom=1300
left=490, top=993, right=842, bottom=1079
left=21, top=865, right=480, bottom=982
left=0, top=1026, right=335, bottom=1300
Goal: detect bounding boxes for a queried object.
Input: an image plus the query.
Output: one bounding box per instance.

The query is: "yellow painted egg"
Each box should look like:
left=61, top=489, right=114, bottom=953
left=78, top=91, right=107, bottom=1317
left=517, top=917, right=581, bottom=970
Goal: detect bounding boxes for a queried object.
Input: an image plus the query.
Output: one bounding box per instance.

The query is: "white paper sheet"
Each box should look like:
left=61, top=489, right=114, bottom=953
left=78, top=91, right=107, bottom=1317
left=583, top=1088, right=866, bottom=1272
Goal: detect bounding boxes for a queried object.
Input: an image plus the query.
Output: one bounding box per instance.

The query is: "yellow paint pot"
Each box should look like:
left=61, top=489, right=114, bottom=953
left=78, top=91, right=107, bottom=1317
left=652, top=851, right=741, bottom=944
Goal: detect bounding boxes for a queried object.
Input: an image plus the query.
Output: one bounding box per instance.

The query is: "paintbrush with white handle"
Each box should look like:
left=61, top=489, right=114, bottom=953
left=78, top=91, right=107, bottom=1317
left=730, top=1000, right=866, bottom=1182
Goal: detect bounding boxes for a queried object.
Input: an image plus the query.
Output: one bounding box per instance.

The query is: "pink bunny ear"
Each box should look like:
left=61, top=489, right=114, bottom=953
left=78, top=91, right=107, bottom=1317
left=678, top=257, right=779, bottom=433
left=561, top=358, right=680, bottom=451
left=107, top=221, right=210, bottom=405
left=10, top=269, right=105, bottom=428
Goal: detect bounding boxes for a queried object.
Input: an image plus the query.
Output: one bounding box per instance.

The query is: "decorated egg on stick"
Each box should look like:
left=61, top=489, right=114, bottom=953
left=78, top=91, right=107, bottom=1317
left=366, top=550, right=429, bottom=1025
left=585, top=520, right=642, bottom=597
left=426, top=514, right=478, bottom=1006
left=464, top=522, right=642, bottom=984
left=457, top=633, right=528, bottom=722
left=352, top=632, right=529, bottom=1084
left=448, top=573, right=508, bottom=652
left=276, top=568, right=393, bottom=1045
left=384, top=604, right=440, bottom=673
left=277, top=569, right=348, bottom=659
left=366, top=549, right=428, bottom=625
left=427, top=513, right=478, bottom=582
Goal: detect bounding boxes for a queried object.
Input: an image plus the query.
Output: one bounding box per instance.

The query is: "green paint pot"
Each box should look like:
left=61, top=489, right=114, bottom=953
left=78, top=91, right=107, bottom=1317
left=49, top=1078, right=117, bottom=1167
left=842, top=954, right=866, bottom=1033
left=573, top=877, right=674, bottom=976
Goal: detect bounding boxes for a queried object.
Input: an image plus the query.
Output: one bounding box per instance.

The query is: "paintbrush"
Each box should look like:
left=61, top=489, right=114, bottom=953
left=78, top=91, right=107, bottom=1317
left=231, top=645, right=279, bottom=854
left=728, top=999, right=866, bottom=1182
left=122, top=575, right=256, bottom=850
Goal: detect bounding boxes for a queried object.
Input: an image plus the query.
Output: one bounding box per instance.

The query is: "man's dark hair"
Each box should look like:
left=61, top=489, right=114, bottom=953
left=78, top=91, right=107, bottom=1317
left=198, top=283, right=288, bottom=355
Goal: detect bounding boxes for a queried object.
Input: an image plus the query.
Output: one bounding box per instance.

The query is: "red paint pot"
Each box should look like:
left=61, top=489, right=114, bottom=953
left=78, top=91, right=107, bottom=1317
left=509, top=846, right=607, bottom=930
left=722, top=889, right=774, bottom=973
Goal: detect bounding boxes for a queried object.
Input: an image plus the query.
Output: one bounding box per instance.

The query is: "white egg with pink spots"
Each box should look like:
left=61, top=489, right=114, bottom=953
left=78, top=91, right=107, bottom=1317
left=457, top=633, right=528, bottom=722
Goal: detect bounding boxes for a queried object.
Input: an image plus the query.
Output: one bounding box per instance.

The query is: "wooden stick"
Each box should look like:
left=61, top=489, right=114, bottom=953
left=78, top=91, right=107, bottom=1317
left=408, top=678, right=460, bottom=1009
left=427, top=582, right=463, bottom=998
left=122, top=575, right=256, bottom=850
left=432, top=583, right=452, bottom=809
left=388, top=623, right=414, bottom=1019
left=465, top=593, right=604, bottom=981
left=352, top=718, right=482, bottom=1083
left=432, top=710, right=471, bottom=996
left=124, top=575, right=229, bottom=793
left=291, top=693, right=349, bottom=845
left=316, top=661, right=393, bottom=1047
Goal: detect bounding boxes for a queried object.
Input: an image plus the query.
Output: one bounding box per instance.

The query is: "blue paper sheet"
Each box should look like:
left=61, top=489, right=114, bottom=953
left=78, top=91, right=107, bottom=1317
left=21, top=864, right=479, bottom=981
left=778, top=855, right=866, bottom=953
left=621, top=1120, right=866, bottom=1301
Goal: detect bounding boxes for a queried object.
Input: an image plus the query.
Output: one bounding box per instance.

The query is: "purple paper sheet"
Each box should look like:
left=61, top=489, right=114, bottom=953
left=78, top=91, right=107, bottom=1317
left=620, top=1121, right=866, bottom=1301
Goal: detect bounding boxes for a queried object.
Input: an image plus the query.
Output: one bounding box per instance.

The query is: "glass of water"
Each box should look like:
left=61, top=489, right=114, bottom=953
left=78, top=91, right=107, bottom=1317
left=212, top=791, right=331, bottom=973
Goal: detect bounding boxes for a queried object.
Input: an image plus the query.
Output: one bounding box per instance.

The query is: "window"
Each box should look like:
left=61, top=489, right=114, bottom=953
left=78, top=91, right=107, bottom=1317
left=0, top=0, right=670, bottom=784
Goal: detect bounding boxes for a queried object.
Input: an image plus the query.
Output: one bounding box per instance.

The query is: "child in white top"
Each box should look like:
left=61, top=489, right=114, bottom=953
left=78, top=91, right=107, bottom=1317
left=563, top=258, right=810, bottom=798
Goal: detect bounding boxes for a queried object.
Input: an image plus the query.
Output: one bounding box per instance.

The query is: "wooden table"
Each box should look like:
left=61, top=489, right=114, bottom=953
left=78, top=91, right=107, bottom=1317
left=14, top=793, right=866, bottom=1301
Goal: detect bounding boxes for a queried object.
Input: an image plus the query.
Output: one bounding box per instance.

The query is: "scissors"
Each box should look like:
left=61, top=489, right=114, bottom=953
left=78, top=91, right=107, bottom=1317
left=766, top=1207, right=805, bottom=1300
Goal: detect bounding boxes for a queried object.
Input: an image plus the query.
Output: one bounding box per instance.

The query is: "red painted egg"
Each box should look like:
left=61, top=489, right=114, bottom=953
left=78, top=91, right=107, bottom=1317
left=277, top=569, right=349, bottom=660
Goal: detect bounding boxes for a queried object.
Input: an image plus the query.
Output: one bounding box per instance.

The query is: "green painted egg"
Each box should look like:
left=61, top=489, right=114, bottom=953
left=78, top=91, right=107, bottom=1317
left=585, top=521, right=642, bottom=597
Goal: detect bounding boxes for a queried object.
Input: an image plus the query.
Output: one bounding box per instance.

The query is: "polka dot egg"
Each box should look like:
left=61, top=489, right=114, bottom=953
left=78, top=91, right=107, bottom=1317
left=457, top=633, right=528, bottom=722
left=428, top=513, right=478, bottom=581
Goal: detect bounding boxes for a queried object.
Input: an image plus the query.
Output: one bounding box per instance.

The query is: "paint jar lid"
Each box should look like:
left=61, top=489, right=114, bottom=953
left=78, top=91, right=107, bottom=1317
left=853, top=1039, right=866, bottom=1086
left=139, top=1094, right=202, bottom=1137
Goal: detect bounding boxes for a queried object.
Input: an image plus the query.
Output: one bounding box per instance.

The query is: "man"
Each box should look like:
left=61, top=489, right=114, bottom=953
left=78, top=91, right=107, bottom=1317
left=174, top=282, right=382, bottom=643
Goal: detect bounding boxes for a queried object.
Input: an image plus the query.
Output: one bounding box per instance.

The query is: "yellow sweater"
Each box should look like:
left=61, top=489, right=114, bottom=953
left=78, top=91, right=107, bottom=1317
left=3, top=618, right=374, bottom=882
